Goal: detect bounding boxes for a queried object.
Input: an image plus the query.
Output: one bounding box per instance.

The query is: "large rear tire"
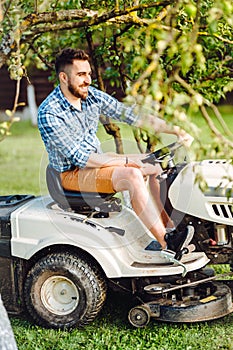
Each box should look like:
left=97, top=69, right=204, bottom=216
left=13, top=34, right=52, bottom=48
left=24, top=252, right=107, bottom=329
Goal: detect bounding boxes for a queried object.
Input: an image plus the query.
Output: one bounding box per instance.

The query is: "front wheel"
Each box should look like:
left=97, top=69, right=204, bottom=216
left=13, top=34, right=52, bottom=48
left=24, top=252, right=107, bottom=329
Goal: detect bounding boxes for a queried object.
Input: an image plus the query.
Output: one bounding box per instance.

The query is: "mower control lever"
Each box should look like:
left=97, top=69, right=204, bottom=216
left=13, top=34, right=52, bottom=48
left=160, top=249, right=188, bottom=277
left=160, top=244, right=196, bottom=277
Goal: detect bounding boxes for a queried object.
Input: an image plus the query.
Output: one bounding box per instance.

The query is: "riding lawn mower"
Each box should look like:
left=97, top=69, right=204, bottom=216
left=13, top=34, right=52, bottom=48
left=0, top=142, right=232, bottom=328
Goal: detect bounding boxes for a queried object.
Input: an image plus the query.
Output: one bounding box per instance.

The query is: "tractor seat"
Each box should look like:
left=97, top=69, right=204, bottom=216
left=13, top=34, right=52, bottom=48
left=46, top=165, right=121, bottom=214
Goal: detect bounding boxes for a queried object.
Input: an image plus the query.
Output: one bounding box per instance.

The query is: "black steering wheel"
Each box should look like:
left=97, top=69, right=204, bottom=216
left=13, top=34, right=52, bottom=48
left=141, top=142, right=182, bottom=166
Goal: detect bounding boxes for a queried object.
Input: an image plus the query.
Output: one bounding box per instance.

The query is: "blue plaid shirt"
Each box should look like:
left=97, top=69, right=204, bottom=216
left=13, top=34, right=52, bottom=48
left=38, top=85, right=138, bottom=172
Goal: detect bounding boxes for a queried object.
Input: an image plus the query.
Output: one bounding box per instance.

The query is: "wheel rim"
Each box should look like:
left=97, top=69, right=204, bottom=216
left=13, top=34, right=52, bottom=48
left=128, top=306, right=151, bottom=327
left=41, top=276, right=80, bottom=316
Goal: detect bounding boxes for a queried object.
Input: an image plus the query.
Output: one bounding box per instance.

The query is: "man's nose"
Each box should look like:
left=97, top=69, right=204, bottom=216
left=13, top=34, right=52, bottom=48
left=85, top=75, right=91, bottom=84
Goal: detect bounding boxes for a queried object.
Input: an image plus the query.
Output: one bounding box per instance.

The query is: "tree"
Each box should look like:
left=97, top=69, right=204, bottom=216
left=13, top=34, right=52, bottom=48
left=0, top=0, right=232, bottom=158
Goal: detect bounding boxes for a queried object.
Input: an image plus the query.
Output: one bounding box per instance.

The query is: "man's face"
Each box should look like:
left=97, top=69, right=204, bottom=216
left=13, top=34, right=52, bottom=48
left=65, top=59, right=92, bottom=100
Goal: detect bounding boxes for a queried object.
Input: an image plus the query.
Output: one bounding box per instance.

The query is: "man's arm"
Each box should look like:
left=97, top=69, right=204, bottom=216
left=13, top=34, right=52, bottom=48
left=136, top=115, right=194, bottom=147
left=96, top=88, right=193, bottom=147
left=86, top=151, right=163, bottom=177
left=86, top=153, right=127, bottom=168
left=86, top=114, right=193, bottom=169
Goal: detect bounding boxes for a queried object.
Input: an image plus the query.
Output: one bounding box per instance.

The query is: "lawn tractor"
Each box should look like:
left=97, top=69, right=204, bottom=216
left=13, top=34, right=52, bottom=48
left=0, top=142, right=233, bottom=329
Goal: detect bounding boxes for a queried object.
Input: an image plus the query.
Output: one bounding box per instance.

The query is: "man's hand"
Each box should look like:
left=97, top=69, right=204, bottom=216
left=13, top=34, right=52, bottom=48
left=136, top=115, right=194, bottom=148
left=123, top=156, right=163, bottom=176
left=176, top=129, right=194, bottom=148
left=139, top=162, right=163, bottom=176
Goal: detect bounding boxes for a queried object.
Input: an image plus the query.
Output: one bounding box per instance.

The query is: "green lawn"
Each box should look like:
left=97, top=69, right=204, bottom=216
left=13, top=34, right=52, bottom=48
left=1, top=114, right=233, bottom=350
left=0, top=121, right=46, bottom=196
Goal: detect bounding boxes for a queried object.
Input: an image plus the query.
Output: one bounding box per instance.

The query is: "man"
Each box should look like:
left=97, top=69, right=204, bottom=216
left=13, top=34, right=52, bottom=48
left=38, top=48, right=194, bottom=259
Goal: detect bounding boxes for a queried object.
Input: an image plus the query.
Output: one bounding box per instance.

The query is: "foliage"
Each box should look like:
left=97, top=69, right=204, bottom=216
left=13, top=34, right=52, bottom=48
left=0, top=0, right=232, bottom=158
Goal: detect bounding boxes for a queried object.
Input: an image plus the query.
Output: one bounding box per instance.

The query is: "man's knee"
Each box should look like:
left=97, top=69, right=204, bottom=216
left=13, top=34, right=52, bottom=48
left=119, top=167, right=145, bottom=189
left=112, top=166, right=144, bottom=192
left=124, top=167, right=143, bottom=181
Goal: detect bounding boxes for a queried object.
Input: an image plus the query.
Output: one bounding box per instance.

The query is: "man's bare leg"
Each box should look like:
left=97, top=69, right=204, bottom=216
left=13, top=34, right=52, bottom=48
left=148, top=175, right=174, bottom=229
left=112, top=167, right=167, bottom=248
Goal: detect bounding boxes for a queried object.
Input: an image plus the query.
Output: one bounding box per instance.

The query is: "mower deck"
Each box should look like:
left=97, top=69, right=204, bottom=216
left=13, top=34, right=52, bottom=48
left=128, top=280, right=233, bottom=327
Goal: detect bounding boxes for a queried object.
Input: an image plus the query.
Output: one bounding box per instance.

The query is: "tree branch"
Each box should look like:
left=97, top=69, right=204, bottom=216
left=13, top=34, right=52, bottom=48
left=199, top=31, right=233, bottom=45
left=200, top=105, right=233, bottom=148
left=0, top=1, right=170, bottom=67
left=174, top=72, right=233, bottom=143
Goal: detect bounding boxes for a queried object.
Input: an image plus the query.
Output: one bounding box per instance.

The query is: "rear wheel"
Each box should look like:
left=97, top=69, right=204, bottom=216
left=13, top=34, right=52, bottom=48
left=24, top=252, right=107, bottom=329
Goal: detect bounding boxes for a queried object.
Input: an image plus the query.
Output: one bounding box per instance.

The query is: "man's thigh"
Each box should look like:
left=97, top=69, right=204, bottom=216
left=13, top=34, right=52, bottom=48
left=60, top=166, right=116, bottom=193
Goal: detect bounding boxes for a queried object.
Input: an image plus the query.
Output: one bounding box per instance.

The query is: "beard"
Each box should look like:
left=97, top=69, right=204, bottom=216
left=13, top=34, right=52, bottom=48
left=67, top=79, right=89, bottom=100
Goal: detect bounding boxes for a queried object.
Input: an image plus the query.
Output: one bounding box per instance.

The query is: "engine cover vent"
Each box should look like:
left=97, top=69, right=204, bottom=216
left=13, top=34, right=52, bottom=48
left=212, top=203, right=233, bottom=219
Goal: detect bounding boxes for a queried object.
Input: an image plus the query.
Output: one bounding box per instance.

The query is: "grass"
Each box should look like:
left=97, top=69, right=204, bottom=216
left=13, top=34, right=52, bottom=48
left=10, top=311, right=233, bottom=350
left=1, top=114, right=233, bottom=350
left=0, top=120, right=45, bottom=195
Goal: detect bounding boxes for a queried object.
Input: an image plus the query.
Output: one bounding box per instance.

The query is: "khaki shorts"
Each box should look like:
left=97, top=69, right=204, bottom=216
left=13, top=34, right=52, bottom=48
left=60, top=166, right=116, bottom=193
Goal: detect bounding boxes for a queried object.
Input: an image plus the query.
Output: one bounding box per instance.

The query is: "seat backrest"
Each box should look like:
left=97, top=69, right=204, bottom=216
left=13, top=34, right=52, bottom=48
left=46, top=165, right=71, bottom=208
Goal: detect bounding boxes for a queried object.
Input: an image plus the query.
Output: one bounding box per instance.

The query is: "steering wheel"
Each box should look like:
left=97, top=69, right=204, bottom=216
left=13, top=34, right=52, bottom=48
left=141, top=142, right=182, bottom=166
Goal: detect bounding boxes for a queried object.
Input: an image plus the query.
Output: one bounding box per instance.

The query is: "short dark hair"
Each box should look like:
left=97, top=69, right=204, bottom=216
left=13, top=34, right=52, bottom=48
left=55, top=48, right=89, bottom=75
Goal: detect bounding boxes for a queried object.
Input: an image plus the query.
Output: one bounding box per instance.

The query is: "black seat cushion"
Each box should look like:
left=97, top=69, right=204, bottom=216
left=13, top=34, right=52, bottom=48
left=46, top=165, right=116, bottom=211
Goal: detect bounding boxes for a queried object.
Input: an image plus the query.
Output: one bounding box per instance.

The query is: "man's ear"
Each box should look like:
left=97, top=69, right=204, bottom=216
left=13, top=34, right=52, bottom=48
left=59, top=72, right=67, bottom=84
